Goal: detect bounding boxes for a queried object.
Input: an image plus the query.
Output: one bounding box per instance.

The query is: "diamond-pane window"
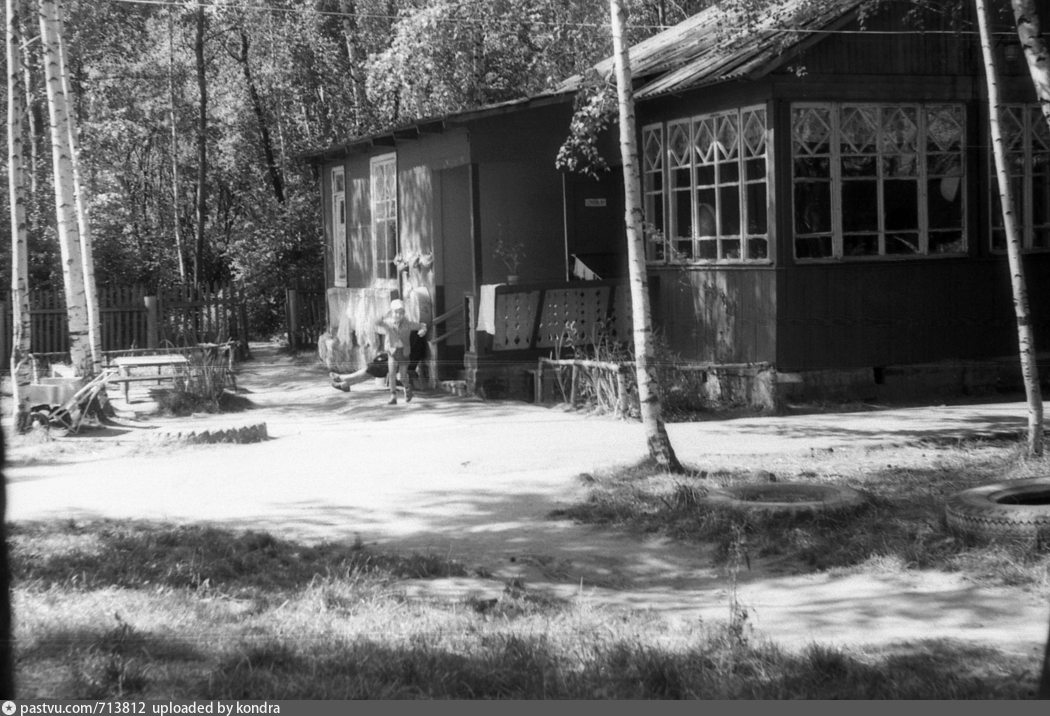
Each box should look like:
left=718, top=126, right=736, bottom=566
left=792, top=107, right=831, bottom=155
left=669, top=123, right=690, bottom=167
left=840, top=107, right=878, bottom=154
left=1001, top=107, right=1025, bottom=152
left=742, top=109, right=766, bottom=157
left=926, top=106, right=963, bottom=152
left=693, top=119, right=716, bottom=164
left=991, top=104, right=1050, bottom=251
left=649, top=106, right=768, bottom=263
left=644, top=129, right=663, bottom=172
left=715, top=115, right=739, bottom=161
left=880, top=107, right=918, bottom=153
left=793, top=102, right=966, bottom=260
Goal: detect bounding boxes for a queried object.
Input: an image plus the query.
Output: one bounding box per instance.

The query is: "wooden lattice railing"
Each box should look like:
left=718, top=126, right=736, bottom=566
left=489, top=280, right=629, bottom=353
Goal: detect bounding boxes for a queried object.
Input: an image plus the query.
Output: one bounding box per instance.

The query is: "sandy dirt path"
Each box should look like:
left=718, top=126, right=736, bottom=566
left=6, top=344, right=1049, bottom=657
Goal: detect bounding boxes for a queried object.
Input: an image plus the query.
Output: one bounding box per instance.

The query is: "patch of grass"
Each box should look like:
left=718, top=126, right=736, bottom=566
left=12, top=519, right=1042, bottom=699
left=10, top=520, right=471, bottom=596
left=554, top=442, right=1050, bottom=586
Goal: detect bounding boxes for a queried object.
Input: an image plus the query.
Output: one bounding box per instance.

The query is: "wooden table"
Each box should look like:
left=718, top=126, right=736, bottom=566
left=109, top=354, right=189, bottom=402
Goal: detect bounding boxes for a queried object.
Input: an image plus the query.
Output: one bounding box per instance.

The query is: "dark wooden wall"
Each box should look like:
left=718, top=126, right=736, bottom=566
left=650, top=266, right=777, bottom=364
left=776, top=256, right=1050, bottom=371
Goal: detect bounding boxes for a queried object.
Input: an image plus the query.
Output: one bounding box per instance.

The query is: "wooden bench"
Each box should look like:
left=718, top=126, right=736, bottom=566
left=108, top=354, right=190, bottom=402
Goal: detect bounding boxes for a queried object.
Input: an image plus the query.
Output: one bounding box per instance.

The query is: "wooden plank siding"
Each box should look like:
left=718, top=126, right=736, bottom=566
left=775, top=257, right=1050, bottom=371
left=649, top=267, right=776, bottom=364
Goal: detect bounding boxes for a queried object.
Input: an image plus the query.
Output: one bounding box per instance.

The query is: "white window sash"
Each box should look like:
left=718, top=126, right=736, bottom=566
left=650, top=104, right=769, bottom=265
left=370, top=153, right=398, bottom=281
left=332, top=167, right=347, bottom=288
left=792, top=101, right=966, bottom=261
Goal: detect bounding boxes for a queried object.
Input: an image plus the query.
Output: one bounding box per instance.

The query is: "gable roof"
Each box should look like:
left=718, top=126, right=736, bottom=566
left=302, top=0, right=863, bottom=162
left=559, top=0, right=865, bottom=100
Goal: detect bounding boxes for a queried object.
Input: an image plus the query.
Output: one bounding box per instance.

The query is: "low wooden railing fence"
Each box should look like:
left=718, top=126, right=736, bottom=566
left=1, top=283, right=248, bottom=367
left=285, top=288, right=326, bottom=351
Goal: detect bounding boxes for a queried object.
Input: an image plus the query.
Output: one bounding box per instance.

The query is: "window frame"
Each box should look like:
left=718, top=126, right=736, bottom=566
left=642, top=104, right=771, bottom=265
left=331, top=167, right=348, bottom=288
left=370, top=152, right=399, bottom=283
left=988, top=103, right=1050, bottom=253
left=791, top=101, right=968, bottom=262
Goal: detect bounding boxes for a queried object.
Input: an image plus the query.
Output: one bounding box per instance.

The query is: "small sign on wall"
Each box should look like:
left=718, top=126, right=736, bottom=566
left=584, top=198, right=607, bottom=208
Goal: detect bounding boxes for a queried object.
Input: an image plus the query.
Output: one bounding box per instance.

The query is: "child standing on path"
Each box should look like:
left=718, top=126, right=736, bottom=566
left=375, top=299, right=427, bottom=404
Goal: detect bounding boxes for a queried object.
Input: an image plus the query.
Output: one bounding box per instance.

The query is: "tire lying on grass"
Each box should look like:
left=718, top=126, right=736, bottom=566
left=945, top=477, right=1050, bottom=540
left=703, top=482, right=866, bottom=515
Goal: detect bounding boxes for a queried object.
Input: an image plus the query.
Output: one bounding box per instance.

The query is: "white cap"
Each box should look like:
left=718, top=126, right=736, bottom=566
left=390, top=299, right=405, bottom=311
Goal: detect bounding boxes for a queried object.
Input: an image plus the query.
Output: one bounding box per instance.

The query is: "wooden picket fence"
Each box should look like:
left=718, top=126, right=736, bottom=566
left=0, top=283, right=248, bottom=366
left=285, top=288, right=326, bottom=351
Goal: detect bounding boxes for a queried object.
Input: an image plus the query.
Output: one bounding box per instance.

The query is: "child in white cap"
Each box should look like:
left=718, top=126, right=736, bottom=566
left=374, top=299, right=427, bottom=404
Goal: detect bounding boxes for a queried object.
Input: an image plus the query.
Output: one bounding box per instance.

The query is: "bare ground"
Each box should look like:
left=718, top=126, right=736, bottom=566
left=5, top=343, right=1049, bottom=659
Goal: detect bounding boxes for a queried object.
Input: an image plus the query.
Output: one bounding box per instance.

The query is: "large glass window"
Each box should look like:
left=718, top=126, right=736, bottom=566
left=642, top=124, right=665, bottom=261
left=644, top=106, right=769, bottom=263
left=791, top=103, right=966, bottom=260
left=991, top=104, right=1050, bottom=251
left=332, top=167, right=347, bottom=288
left=370, top=153, right=398, bottom=280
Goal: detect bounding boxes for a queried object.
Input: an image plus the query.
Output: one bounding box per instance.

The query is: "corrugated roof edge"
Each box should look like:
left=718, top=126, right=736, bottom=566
left=297, top=89, right=575, bottom=164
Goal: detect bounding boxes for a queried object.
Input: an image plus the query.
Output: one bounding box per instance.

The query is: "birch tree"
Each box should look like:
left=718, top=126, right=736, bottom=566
left=193, top=3, right=207, bottom=286
left=976, top=0, right=1043, bottom=456
left=39, top=0, right=91, bottom=373
left=8, top=0, right=32, bottom=429
left=609, top=0, right=682, bottom=472
left=1011, top=0, right=1050, bottom=131
left=54, top=0, right=100, bottom=370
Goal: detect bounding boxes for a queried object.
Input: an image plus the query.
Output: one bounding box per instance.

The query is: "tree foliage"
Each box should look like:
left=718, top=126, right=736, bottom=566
left=0, top=0, right=710, bottom=336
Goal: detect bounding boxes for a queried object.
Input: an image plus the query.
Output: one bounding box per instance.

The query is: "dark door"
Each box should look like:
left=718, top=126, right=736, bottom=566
left=564, top=167, right=628, bottom=279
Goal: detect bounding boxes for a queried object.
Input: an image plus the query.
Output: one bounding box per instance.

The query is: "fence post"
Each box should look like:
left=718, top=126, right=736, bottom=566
left=569, top=363, right=579, bottom=406
left=535, top=358, right=544, bottom=404
left=616, top=367, right=628, bottom=418
left=144, top=296, right=159, bottom=349
left=286, top=288, right=300, bottom=351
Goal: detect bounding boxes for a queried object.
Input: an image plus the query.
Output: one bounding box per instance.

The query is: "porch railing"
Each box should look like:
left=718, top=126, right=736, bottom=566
left=483, top=280, right=629, bottom=355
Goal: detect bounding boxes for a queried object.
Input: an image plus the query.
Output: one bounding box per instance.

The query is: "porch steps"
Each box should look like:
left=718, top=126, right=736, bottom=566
left=437, top=379, right=469, bottom=397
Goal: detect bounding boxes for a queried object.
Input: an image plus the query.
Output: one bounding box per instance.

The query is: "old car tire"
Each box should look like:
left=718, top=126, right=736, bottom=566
left=945, top=477, right=1050, bottom=539
left=703, top=482, right=866, bottom=515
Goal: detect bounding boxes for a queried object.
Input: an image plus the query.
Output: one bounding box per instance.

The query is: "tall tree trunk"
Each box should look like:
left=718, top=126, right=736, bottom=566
left=234, top=28, right=284, bottom=204
left=0, top=428, right=13, bottom=699
left=1011, top=0, right=1050, bottom=130
left=21, top=38, right=35, bottom=195
left=39, top=0, right=90, bottom=373
left=977, top=0, right=1043, bottom=456
left=193, top=4, right=207, bottom=286
left=338, top=0, right=369, bottom=132
left=54, top=0, right=99, bottom=371
left=8, top=0, right=31, bottom=431
left=169, top=9, right=186, bottom=282
left=609, top=0, right=681, bottom=472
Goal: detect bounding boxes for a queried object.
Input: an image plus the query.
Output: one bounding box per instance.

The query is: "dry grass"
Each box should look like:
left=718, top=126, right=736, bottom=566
left=10, top=519, right=1045, bottom=699
left=554, top=439, right=1050, bottom=589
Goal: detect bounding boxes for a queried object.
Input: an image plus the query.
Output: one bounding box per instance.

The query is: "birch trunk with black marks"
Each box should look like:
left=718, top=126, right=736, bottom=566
left=1011, top=0, right=1050, bottom=131
left=8, top=0, right=31, bottom=429
left=55, top=0, right=99, bottom=371
left=39, top=0, right=90, bottom=374
left=977, top=0, right=1043, bottom=456
left=609, top=0, right=681, bottom=472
